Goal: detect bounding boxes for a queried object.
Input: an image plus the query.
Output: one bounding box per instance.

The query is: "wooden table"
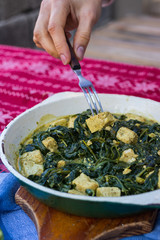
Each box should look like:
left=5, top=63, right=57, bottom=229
left=86, top=15, right=160, bottom=67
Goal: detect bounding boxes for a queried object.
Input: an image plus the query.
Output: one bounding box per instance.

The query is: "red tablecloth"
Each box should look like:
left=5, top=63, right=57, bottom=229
left=0, top=44, right=160, bottom=172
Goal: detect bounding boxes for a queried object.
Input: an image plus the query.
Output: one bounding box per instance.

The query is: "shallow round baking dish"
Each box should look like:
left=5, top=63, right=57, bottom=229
left=1, top=92, right=160, bottom=218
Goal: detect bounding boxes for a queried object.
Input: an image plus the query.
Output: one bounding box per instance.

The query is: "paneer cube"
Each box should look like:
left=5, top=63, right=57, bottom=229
left=21, top=149, right=44, bottom=164
left=125, top=113, right=145, bottom=122
left=120, top=148, right=138, bottom=163
left=42, top=137, right=58, bottom=152
left=20, top=150, right=44, bottom=177
left=86, top=112, right=116, bottom=133
left=96, top=187, right=121, bottom=197
left=22, top=161, right=44, bottom=177
left=68, top=116, right=77, bottom=128
left=116, top=127, right=138, bottom=144
left=72, top=173, right=99, bottom=194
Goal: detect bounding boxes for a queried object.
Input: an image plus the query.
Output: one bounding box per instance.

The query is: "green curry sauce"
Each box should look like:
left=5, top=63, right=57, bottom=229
left=18, top=110, right=160, bottom=197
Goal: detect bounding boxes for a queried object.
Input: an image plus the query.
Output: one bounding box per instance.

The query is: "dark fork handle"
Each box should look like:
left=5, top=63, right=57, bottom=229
left=66, top=36, right=81, bottom=71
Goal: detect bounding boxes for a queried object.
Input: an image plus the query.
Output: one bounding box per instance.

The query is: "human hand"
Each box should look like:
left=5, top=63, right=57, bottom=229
left=33, top=0, right=102, bottom=65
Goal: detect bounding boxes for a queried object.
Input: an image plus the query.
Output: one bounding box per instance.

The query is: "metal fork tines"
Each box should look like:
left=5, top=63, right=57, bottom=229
left=74, top=69, right=103, bottom=115
left=66, top=36, right=103, bottom=115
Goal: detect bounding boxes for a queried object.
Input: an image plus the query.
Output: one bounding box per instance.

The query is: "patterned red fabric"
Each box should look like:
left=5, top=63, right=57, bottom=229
left=0, top=44, right=160, bottom=172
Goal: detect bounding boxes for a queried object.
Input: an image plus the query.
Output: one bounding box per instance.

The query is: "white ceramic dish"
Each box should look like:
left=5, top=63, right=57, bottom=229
left=1, top=92, right=160, bottom=217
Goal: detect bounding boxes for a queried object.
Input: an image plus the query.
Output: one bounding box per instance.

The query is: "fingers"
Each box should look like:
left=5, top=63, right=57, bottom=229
left=73, top=20, right=92, bottom=60
left=73, top=2, right=101, bottom=60
left=33, top=0, right=71, bottom=63
left=33, top=0, right=102, bottom=64
left=33, top=0, right=59, bottom=58
left=48, top=1, right=71, bottom=64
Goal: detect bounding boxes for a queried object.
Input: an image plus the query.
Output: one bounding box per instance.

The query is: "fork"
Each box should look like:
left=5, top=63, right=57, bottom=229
left=66, top=37, right=103, bottom=115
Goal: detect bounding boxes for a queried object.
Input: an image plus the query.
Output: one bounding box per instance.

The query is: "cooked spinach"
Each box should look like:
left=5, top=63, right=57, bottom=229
left=19, top=110, right=160, bottom=197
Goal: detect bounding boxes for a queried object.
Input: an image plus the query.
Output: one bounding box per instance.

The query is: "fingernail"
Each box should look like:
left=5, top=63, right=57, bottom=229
left=76, top=46, right=85, bottom=60
left=60, top=54, right=67, bottom=65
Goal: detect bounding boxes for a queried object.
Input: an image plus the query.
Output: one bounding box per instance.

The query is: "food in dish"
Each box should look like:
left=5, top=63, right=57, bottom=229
left=17, top=110, right=160, bottom=197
